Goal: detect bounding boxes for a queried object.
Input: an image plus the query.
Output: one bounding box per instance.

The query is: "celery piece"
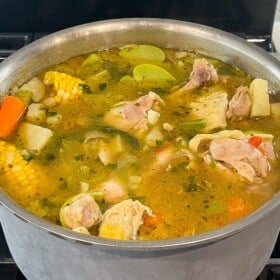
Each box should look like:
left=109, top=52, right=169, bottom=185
left=82, top=53, right=101, bottom=67
left=120, top=75, right=135, bottom=82
left=180, top=119, right=206, bottom=139
left=16, top=90, right=32, bottom=105
left=89, top=191, right=104, bottom=202
left=99, top=126, right=140, bottom=149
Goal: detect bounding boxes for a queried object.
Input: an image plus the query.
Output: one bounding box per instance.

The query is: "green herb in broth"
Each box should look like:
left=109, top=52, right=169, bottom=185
left=0, top=44, right=279, bottom=241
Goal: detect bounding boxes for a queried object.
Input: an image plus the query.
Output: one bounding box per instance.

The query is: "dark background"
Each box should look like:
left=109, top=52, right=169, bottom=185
left=0, top=0, right=276, bottom=36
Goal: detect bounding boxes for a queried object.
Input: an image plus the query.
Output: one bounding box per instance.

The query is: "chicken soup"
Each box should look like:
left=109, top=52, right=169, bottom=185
left=0, top=44, right=279, bottom=240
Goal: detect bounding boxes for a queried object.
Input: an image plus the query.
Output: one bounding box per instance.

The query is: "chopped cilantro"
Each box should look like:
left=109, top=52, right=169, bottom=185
left=182, top=175, right=198, bottom=192
left=79, top=84, right=92, bottom=94
left=107, top=163, right=117, bottom=170
left=41, top=198, right=55, bottom=208
left=46, top=111, right=58, bottom=117
left=74, top=154, right=84, bottom=161
left=46, top=153, right=55, bottom=161
left=58, top=177, right=68, bottom=190
left=99, top=82, right=107, bottom=90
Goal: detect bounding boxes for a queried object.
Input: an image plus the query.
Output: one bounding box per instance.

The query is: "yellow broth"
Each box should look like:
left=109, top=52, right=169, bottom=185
left=1, top=45, right=279, bottom=240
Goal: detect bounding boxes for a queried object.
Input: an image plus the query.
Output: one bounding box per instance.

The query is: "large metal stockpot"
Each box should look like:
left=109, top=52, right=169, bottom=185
left=0, top=18, right=280, bottom=280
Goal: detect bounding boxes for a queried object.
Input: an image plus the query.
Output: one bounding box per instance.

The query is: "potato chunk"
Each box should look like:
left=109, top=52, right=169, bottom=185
left=249, top=79, right=270, bottom=117
left=18, top=122, right=53, bottom=153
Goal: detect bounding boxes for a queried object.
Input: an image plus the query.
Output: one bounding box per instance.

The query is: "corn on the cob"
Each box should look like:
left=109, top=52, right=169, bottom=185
left=0, top=140, right=44, bottom=200
left=43, top=71, right=85, bottom=104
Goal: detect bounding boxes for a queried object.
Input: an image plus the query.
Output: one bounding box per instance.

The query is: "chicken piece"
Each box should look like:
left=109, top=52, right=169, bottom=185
left=247, top=183, right=274, bottom=199
left=84, top=131, right=126, bottom=166
left=100, top=179, right=128, bottom=204
left=190, top=130, right=275, bottom=182
left=103, top=91, right=164, bottom=139
left=184, top=58, right=219, bottom=90
left=189, top=130, right=247, bottom=153
left=170, top=58, right=219, bottom=98
left=259, top=142, right=276, bottom=160
left=72, top=226, right=90, bottom=235
left=209, top=138, right=270, bottom=181
left=229, top=161, right=258, bottom=182
left=60, top=194, right=101, bottom=229
left=99, top=199, right=153, bottom=240
left=150, top=145, right=176, bottom=173
left=226, top=86, right=251, bottom=119
left=189, top=92, right=228, bottom=132
left=149, top=144, right=193, bottom=175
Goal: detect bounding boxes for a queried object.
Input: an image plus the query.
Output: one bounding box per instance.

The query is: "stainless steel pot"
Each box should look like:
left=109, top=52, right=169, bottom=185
left=0, top=18, right=280, bottom=280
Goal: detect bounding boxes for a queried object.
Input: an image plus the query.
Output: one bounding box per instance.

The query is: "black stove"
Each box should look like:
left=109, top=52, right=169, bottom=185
left=0, top=0, right=279, bottom=279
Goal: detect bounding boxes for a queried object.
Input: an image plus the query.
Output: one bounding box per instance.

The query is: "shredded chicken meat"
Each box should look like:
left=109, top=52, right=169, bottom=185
left=190, top=91, right=228, bottom=132
left=99, top=199, right=153, bottom=240
left=104, top=91, right=164, bottom=138
left=208, top=138, right=271, bottom=182
left=189, top=130, right=275, bottom=182
left=227, top=86, right=251, bottom=119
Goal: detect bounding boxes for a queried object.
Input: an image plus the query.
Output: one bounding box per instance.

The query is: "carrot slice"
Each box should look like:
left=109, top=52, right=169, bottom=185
left=248, top=136, right=262, bottom=148
left=143, top=212, right=164, bottom=227
left=0, top=96, right=26, bottom=139
left=227, top=197, right=250, bottom=219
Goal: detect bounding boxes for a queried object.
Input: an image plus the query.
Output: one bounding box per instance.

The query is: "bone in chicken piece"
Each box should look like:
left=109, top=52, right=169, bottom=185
left=226, top=86, right=251, bottom=119
left=209, top=138, right=270, bottom=182
left=189, top=130, right=246, bottom=153
left=103, top=91, right=164, bottom=139
left=60, top=194, right=101, bottom=229
left=99, top=199, right=153, bottom=240
left=259, top=142, right=276, bottom=160
left=177, top=58, right=219, bottom=93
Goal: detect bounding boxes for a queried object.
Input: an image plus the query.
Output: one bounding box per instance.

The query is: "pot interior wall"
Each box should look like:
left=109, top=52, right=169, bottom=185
left=0, top=19, right=280, bottom=97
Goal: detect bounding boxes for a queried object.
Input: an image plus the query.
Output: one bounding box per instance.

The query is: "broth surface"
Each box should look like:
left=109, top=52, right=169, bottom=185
left=0, top=45, right=279, bottom=240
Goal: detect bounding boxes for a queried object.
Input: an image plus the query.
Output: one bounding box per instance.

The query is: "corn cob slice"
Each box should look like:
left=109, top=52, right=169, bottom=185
left=0, top=140, right=48, bottom=201
left=43, top=71, right=85, bottom=104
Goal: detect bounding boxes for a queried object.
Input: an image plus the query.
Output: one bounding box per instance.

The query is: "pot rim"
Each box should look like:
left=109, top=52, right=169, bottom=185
left=0, top=18, right=280, bottom=251
left=1, top=188, right=279, bottom=251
